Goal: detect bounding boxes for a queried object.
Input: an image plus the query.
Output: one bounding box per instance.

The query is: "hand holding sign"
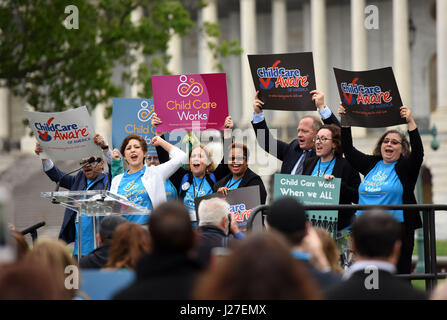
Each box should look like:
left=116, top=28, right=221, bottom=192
left=253, top=91, right=264, bottom=114
left=310, top=90, right=325, bottom=110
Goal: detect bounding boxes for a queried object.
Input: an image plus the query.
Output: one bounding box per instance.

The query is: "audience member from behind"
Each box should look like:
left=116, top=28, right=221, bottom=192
left=79, top=215, right=127, bottom=269
left=315, top=227, right=344, bottom=275
left=266, top=197, right=341, bottom=291
left=26, top=237, right=78, bottom=299
left=114, top=202, right=201, bottom=300
left=0, top=260, right=66, bottom=299
left=194, top=232, right=322, bottom=300
left=196, top=198, right=245, bottom=267
left=9, top=228, right=30, bottom=261
left=326, top=209, right=426, bottom=300
left=105, top=222, right=150, bottom=270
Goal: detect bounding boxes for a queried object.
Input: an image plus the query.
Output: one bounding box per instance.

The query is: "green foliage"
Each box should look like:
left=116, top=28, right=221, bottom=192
left=0, top=0, right=193, bottom=115
left=0, top=0, right=242, bottom=118
left=203, top=21, right=243, bottom=72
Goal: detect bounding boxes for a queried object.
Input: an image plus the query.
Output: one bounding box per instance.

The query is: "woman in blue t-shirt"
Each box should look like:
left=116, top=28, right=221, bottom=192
left=151, top=114, right=233, bottom=224
left=339, top=104, right=424, bottom=274
left=110, top=134, right=187, bottom=225
left=302, top=124, right=361, bottom=230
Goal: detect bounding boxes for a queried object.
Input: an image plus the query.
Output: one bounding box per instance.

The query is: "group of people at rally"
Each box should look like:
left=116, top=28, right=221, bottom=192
left=34, top=87, right=423, bottom=277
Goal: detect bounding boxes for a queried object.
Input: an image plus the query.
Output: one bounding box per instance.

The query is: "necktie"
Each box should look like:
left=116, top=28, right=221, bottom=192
left=295, top=150, right=308, bottom=175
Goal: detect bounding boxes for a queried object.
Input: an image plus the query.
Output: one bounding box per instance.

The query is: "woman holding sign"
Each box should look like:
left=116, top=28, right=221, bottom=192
left=302, top=124, right=361, bottom=230
left=151, top=114, right=233, bottom=224
left=338, top=104, right=423, bottom=274
left=214, top=142, right=267, bottom=204
left=110, top=134, right=187, bottom=225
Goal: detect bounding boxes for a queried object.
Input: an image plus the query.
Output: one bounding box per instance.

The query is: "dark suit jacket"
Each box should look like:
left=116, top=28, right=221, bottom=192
left=326, top=269, right=427, bottom=300
left=302, top=156, right=360, bottom=229
left=45, top=165, right=110, bottom=244
left=341, top=127, right=424, bottom=230
left=251, top=112, right=340, bottom=174
left=79, top=243, right=110, bottom=269
left=113, top=251, right=202, bottom=300
left=213, top=168, right=267, bottom=204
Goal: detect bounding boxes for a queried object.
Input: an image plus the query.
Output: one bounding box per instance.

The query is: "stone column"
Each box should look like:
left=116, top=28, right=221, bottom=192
left=311, top=0, right=328, bottom=96
left=240, top=0, right=257, bottom=125
left=271, top=0, right=293, bottom=129
left=130, top=7, right=144, bottom=97
left=198, top=0, right=218, bottom=74
left=393, top=0, right=411, bottom=108
left=167, top=32, right=182, bottom=74
left=432, top=0, right=447, bottom=132
left=0, top=87, right=9, bottom=147
left=351, top=0, right=367, bottom=137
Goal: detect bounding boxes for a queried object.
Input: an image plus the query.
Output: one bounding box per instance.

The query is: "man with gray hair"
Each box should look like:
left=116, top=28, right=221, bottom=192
left=196, top=198, right=245, bottom=267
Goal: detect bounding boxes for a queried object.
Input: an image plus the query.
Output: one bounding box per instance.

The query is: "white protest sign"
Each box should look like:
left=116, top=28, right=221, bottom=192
left=25, top=106, right=102, bottom=161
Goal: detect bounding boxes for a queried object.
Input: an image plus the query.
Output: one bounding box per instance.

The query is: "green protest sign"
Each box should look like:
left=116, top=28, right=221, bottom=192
left=273, top=174, right=341, bottom=235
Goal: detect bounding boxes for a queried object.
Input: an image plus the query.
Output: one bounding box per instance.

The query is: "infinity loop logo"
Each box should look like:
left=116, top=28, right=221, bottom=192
left=177, top=75, right=203, bottom=97
left=137, top=100, right=154, bottom=122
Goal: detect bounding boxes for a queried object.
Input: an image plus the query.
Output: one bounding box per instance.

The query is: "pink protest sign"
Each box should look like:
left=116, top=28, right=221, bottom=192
left=152, top=73, right=229, bottom=132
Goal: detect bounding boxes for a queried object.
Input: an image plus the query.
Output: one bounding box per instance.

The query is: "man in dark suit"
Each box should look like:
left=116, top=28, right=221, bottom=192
left=265, top=197, right=341, bottom=291
left=114, top=202, right=202, bottom=300
left=196, top=198, right=244, bottom=267
left=326, top=209, right=427, bottom=300
left=251, top=90, right=340, bottom=174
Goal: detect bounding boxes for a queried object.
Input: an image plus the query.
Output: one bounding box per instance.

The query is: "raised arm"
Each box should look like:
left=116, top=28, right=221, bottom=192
left=151, top=136, right=188, bottom=182
left=401, top=106, right=424, bottom=177
left=251, top=91, right=290, bottom=161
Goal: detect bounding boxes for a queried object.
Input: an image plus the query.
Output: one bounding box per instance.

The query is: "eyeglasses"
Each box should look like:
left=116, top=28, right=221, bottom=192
left=312, top=137, right=332, bottom=143
left=230, top=156, right=246, bottom=162
left=79, top=159, right=97, bottom=166
left=382, top=139, right=401, bottom=145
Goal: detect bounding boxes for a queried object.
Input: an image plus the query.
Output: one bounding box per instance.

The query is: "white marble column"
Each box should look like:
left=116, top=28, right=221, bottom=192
left=272, top=0, right=293, bottom=128
left=432, top=0, right=447, bottom=132
left=167, top=32, right=182, bottom=74
left=351, top=0, right=367, bottom=137
left=199, top=0, right=218, bottom=74
left=0, top=87, right=9, bottom=142
left=311, top=0, right=328, bottom=96
left=130, top=7, right=144, bottom=97
left=303, top=2, right=311, bottom=52
left=393, top=0, right=411, bottom=108
left=240, top=0, right=257, bottom=125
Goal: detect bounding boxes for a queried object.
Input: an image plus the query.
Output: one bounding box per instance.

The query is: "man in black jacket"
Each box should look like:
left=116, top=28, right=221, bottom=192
left=79, top=215, right=127, bottom=269
left=114, top=202, right=201, bottom=300
left=266, top=197, right=341, bottom=291
left=196, top=198, right=245, bottom=267
left=252, top=90, right=340, bottom=174
left=326, top=209, right=426, bottom=300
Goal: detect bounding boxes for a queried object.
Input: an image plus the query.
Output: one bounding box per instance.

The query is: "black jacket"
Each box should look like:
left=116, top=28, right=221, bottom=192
left=79, top=243, right=110, bottom=269
left=326, top=269, right=426, bottom=300
left=251, top=112, right=340, bottom=174
left=302, top=156, right=360, bottom=229
left=45, top=164, right=110, bottom=244
left=113, top=251, right=202, bottom=300
left=213, top=168, right=267, bottom=204
left=196, top=225, right=241, bottom=267
left=341, top=127, right=424, bottom=230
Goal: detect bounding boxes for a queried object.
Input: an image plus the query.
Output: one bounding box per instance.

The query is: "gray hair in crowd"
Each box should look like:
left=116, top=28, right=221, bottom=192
left=198, top=198, right=230, bottom=227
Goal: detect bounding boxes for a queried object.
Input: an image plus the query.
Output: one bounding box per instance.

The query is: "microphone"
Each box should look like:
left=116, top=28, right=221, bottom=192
left=51, top=157, right=96, bottom=204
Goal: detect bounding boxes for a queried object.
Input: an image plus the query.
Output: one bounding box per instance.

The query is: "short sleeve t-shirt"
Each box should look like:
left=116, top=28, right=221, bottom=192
left=358, top=160, right=404, bottom=222
left=225, top=177, right=242, bottom=190
left=117, top=166, right=152, bottom=225
left=183, top=176, right=214, bottom=221
left=310, top=158, right=336, bottom=177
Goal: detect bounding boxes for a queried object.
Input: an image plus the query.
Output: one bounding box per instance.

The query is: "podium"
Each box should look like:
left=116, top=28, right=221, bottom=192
left=41, top=190, right=150, bottom=261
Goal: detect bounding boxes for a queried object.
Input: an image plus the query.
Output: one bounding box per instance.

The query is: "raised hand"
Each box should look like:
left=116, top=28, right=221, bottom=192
left=224, top=116, right=234, bottom=129
left=310, top=90, right=325, bottom=110
left=253, top=91, right=264, bottom=114
left=112, top=148, right=122, bottom=160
